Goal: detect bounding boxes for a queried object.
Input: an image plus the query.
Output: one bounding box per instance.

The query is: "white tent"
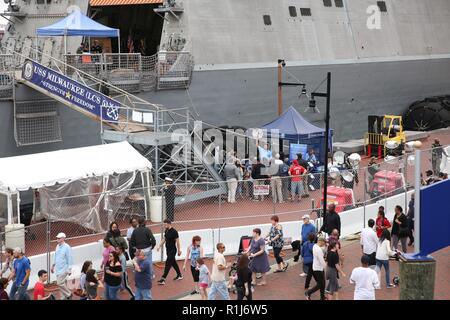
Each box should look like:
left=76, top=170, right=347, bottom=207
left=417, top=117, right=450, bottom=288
left=0, top=141, right=152, bottom=225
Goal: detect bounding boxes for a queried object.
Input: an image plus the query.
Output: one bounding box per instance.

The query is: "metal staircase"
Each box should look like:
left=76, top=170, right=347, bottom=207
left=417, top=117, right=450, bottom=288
left=0, top=46, right=225, bottom=204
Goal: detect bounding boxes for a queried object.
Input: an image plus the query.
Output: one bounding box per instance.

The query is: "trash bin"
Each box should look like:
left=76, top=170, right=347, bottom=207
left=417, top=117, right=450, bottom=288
left=5, top=224, right=25, bottom=252
left=149, top=196, right=165, bottom=223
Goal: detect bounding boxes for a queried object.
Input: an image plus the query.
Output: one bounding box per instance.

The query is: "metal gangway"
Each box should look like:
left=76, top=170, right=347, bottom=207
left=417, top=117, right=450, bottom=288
left=0, top=46, right=224, bottom=203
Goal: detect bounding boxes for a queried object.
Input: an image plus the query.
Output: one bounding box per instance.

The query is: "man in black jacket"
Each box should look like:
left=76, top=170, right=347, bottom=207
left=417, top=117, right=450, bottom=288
left=163, top=177, right=176, bottom=222
left=320, top=204, right=341, bottom=235
left=129, top=217, right=156, bottom=278
left=251, top=159, right=269, bottom=201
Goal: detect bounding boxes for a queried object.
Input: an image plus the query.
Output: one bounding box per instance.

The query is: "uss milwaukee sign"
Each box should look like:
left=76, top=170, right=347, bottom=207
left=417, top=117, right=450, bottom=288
left=22, top=59, right=120, bottom=122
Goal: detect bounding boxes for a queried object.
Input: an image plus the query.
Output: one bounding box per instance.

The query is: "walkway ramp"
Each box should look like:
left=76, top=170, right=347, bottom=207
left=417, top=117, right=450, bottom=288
left=14, top=63, right=144, bottom=133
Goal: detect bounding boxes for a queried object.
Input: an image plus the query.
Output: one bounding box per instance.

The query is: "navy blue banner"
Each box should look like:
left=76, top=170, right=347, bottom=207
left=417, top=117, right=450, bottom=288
left=22, top=59, right=119, bottom=122
left=420, top=179, right=450, bottom=256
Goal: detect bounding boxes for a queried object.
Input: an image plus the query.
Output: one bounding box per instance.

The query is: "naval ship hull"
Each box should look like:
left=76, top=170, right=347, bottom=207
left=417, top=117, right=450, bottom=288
left=2, top=0, right=450, bottom=157
left=141, top=56, right=450, bottom=140
left=1, top=55, right=450, bottom=158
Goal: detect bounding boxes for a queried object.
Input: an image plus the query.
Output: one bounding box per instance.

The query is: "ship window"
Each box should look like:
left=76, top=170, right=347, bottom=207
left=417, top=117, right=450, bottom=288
left=288, top=6, right=297, bottom=17
left=300, top=8, right=312, bottom=16
left=323, top=0, right=332, bottom=7
left=36, top=0, right=45, bottom=4
left=377, top=1, right=387, bottom=12
left=334, top=0, right=344, bottom=8
left=263, top=15, right=272, bottom=26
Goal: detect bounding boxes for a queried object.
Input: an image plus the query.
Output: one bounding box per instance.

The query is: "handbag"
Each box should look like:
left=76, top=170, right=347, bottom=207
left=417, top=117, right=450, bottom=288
left=124, top=251, right=130, bottom=261
left=73, top=288, right=86, bottom=297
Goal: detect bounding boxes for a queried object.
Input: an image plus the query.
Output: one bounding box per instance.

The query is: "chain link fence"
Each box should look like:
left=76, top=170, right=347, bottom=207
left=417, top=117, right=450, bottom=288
left=3, top=146, right=449, bottom=282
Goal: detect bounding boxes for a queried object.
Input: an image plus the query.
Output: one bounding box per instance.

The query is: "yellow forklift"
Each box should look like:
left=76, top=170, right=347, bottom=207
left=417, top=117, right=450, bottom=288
left=364, top=115, right=406, bottom=158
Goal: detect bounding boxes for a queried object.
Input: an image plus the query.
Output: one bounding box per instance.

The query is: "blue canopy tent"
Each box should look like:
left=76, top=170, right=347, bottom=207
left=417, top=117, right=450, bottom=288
left=261, top=106, right=333, bottom=167
left=36, top=10, right=120, bottom=54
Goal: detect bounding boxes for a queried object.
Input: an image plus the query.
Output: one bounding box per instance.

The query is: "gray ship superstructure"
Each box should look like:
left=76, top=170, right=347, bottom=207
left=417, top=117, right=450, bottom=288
left=1, top=0, right=450, bottom=160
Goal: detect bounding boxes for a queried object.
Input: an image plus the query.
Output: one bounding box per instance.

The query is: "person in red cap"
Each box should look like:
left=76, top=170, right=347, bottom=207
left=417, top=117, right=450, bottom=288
left=289, top=160, right=306, bottom=202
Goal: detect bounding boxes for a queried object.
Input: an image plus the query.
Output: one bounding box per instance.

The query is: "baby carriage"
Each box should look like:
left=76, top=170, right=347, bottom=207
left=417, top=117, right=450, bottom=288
left=228, top=235, right=252, bottom=293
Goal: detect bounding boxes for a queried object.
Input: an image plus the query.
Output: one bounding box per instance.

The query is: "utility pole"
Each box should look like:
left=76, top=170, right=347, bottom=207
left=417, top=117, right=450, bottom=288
left=311, top=72, right=331, bottom=220
left=277, top=59, right=306, bottom=116
left=277, top=59, right=283, bottom=116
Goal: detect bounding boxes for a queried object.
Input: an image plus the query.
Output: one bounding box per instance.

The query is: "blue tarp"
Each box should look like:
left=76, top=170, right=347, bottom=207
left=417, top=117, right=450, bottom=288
left=36, top=10, right=119, bottom=37
left=261, top=106, right=333, bottom=166
left=261, top=106, right=327, bottom=140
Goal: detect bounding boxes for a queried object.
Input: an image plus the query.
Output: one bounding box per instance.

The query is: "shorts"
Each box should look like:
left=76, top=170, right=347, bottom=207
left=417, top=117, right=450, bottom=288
left=199, top=282, right=208, bottom=289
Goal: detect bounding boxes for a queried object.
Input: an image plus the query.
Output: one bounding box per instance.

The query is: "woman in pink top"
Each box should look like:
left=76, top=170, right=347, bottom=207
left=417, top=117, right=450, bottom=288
left=101, top=238, right=116, bottom=269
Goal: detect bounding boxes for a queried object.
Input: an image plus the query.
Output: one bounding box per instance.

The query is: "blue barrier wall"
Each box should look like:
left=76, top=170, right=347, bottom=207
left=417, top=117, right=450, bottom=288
left=420, top=179, right=450, bottom=255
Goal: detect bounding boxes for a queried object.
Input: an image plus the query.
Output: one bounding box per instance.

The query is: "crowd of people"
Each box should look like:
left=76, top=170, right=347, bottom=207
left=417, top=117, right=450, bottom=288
left=223, top=145, right=319, bottom=205
left=0, top=196, right=415, bottom=301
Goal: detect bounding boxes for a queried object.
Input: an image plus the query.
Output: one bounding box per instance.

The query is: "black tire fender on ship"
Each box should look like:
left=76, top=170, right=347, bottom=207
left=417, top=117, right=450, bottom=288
left=404, top=101, right=449, bottom=131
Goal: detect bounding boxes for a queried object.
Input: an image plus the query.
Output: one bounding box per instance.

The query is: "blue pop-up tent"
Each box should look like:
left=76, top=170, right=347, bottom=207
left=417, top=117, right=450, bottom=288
left=261, top=106, right=333, bottom=166
left=36, top=10, right=120, bottom=54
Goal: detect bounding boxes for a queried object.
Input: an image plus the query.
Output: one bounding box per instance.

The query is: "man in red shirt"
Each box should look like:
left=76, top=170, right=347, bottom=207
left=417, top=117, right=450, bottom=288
left=34, top=270, right=52, bottom=300
left=289, top=160, right=306, bottom=202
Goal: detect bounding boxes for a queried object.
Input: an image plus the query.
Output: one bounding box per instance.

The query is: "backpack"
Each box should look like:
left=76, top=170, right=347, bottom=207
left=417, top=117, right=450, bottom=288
left=279, top=163, right=289, bottom=176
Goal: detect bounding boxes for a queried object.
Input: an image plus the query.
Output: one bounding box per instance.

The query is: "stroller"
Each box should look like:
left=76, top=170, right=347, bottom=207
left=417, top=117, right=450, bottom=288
left=228, top=235, right=252, bottom=294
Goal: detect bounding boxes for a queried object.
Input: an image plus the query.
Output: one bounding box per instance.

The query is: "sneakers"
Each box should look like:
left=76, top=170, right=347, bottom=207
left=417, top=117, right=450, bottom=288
left=173, top=275, right=183, bottom=281
left=158, top=278, right=166, bottom=285
left=299, top=273, right=307, bottom=277
left=387, top=284, right=396, bottom=289
left=282, top=262, right=289, bottom=271
left=304, top=292, right=311, bottom=300
left=190, top=290, right=199, bottom=295
left=274, top=269, right=283, bottom=273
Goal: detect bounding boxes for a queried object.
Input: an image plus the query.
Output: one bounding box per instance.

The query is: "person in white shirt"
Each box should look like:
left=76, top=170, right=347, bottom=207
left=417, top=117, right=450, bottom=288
left=305, top=237, right=327, bottom=300
left=126, top=218, right=138, bottom=259
left=270, top=154, right=284, bottom=203
left=208, top=243, right=230, bottom=300
left=360, top=219, right=379, bottom=269
left=375, top=229, right=397, bottom=288
left=350, top=255, right=380, bottom=300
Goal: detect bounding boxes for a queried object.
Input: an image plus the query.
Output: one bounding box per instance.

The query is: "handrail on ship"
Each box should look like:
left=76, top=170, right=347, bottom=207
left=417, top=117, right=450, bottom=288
left=0, top=46, right=197, bottom=134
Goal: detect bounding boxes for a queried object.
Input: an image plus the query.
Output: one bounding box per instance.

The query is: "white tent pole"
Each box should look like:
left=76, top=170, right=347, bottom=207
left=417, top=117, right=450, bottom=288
left=118, top=32, right=121, bottom=69
left=146, top=170, right=152, bottom=220
left=118, top=33, right=121, bottom=55
left=7, top=192, right=12, bottom=225
left=16, top=192, right=21, bottom=225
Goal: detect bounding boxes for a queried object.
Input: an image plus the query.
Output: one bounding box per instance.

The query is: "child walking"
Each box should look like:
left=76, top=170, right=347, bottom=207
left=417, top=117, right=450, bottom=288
left=196, top=258, right=209, bottom=300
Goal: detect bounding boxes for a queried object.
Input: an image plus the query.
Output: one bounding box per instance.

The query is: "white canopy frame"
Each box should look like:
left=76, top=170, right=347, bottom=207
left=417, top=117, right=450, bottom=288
left=0, top=142, right=152, bottom=226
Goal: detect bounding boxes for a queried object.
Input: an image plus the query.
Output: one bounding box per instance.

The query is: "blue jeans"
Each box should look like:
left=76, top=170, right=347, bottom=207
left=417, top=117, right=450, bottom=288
left=144, top=250, right=153, bottom=278
left=104, top=283, right=121, bottom=300
left=208, top=281, right=229, bottom=300
left=135, top=288, right=152, bottom=300
left=376, top=259, right=390, bottom=286
left=9, top=282, right=30, bottom=300
left=291, top=181, right=304, bottom=197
